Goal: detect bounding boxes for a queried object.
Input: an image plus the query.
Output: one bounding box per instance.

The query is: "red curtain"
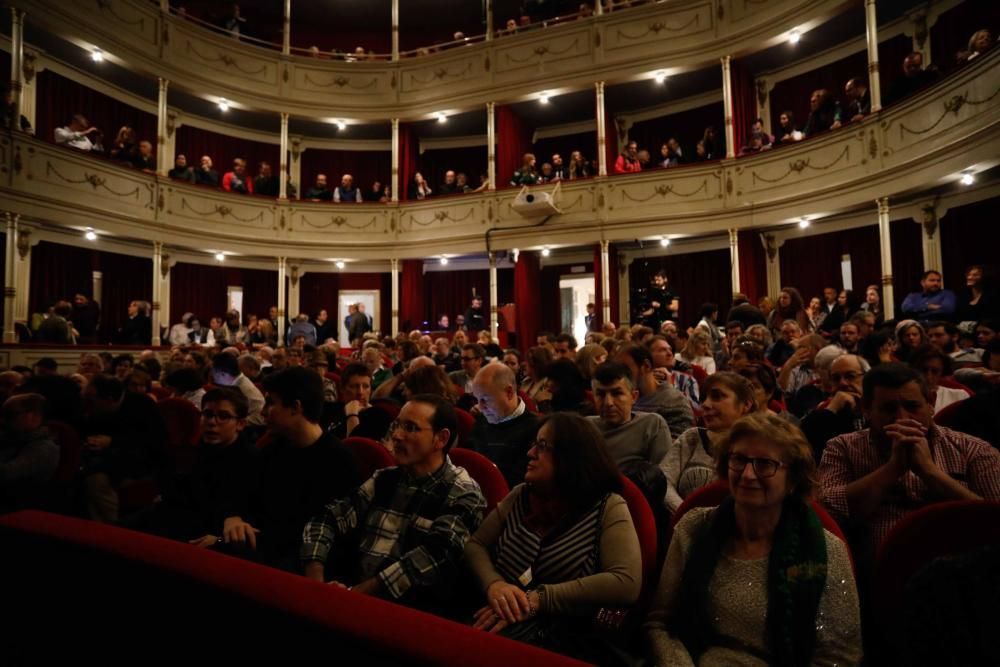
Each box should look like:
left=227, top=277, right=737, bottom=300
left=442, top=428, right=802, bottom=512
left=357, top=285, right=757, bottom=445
left=423, top=269, right=489, bottom=327
left=627, top=102, right=724, bottom=162
left=602, top=109, right=617, bottom=174
left=497, top=105, right=533, bottom=189
left=174, top=125, right=280, bottom=184
left=418, top=146, right=489, bottom=192
left=779, top=225, right=881, bottom=306
left=629, top=248, right=733, bottom=327
left=99, top=252, right=154, bottom=341
left=169, top=262, right=276, bottom=327
left=532, top=130, right=597, bottom=168
left=941, top=197, right=1000, bottom=290
left=609, top=246, right=620, bottom=324
left=398, top=123, right=419, bottom=200
left=738, top=229, right=767, bottom=303
left=731, top=60, right=758, bottom=154
left=400, top=259, right=425, bottom=331
left=515, top=252, right=542, bottom=354
left=889, top=218, right=924, bottom=314
left=36, top=70, right=158, bottom=150
left=300, top=271, right=391, bottom=334
left=299, top=148, right=391, bottom=197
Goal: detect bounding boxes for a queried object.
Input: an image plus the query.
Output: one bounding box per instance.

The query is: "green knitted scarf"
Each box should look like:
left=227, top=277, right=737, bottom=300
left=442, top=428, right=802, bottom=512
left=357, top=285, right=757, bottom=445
left=674, top=496, right=828, bottom=666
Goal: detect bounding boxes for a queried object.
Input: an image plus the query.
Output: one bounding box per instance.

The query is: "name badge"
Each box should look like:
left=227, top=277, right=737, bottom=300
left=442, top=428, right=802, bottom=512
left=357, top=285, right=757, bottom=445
left=518, top=567, right=533, bottom=587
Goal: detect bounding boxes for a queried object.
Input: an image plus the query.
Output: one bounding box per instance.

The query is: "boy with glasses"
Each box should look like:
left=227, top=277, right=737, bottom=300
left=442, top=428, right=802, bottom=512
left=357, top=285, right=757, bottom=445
left=302, top=394, right=485, bottom=614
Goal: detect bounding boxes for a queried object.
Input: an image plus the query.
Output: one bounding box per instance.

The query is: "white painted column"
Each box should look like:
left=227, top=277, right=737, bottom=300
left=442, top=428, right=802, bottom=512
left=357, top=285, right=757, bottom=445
left=600, top=240, right=611, bottom=325
left=277, top=257, right=287, bottom=345
left=729, top=228, right=741, bottom=296
left=12, top=227, right=32, bottom=324
left=877, top=197, right=895, bottom=320
left=486, top=103, right=496, bottom=190
left=159, top=0, right=169, bottom=11
left=282, top=0, right=291, bottom=56
left=721, top=55, right=735, bottom=159
left=290, top=140, right=302, bottom=200
left=151, top=241, right=163, bottom=345
left=158, top=254, right=171, bottom=335
left=761, top=233, right=784, bottom=300
left=390, top=258, right=400, bottom=335
left=288, top=264, right=301, bottom=321
left=9, top=9, right=25, bottom=127
left=92, top=272, right=103, bottom=313
left=279, top=112, right=289, bottom=199
left=3, top=213, right=19, bottom=343
left=755, top=77, right=774, bottom=136
left=595, top=82, right=607, bottom=176
left=391, top=0, right=400, bottom=61
left=19, top=50, right=37, bottom=132
left=865, top=0, right=883, bottom=112
left=485, top=0, right=494, bottom=41
left=391, top=118, right=400, bottom=202
left=489, top=252, right=499, bottom=339
left=594, top=0, right=603, bottom=15
left=918, top=209, right=943, bottom=277
left=156, top=78, right=170, bottom=175
left=618, top=253, right=631, bottom=325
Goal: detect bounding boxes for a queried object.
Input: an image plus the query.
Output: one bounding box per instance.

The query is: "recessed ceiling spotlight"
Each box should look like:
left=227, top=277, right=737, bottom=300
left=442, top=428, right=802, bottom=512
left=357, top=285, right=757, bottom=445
left=539, top=93, right=550, bottom=104
left=789, top=30, right=800, bottom=45
left=335, top=120, right=346, bottom=131
left=217, top=98, right=230, bottom=112
left=541, top=247, right=551, bottom=257
left=798, top=218, right=810, bottom=229
left=84, top=229, right=97, bottom=241
left=439, top=256, right=449, bottom=265
left=214, top=252, right=226, bottom=262
left=436, top=112, right=447, bottom=123
left=654, top=72, right=667, bottom=84
left=335, top=260, right=346, bottom=269
left=91, top=49, right=104, bottom=63
left=660, top=237, right=670, bottom=247
left=960, top=173, right=975, bottom=186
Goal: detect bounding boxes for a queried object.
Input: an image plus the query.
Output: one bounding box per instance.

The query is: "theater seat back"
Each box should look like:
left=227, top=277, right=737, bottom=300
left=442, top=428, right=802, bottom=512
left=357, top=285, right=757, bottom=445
left=343, top=436, right=396, bottom=483
left=448, top=448, right=509, bottom=513
left=46, top=420, right=82, bottom=483
left=618, top=476, right=658, bottom=599
left=453, top=408, right=475, bottom=447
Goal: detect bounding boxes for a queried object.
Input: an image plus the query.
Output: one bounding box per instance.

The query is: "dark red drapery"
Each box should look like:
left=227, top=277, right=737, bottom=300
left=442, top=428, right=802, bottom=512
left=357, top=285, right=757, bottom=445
left=418, top=145, right=489, bottom=192
left=36, top=70, right=157, bottom=150
left=174, top=125, right=280, bottom=183
left=532, top=130, right=597, bottom=168
left=515, top=252, right=542, bottom=354
left=889, top=218, right=924, bottom=314
left=602, top=110, right=617, bottom=174
left=731, top=60, right=758, bottom=153
left=299, top=271, right=392, bottom=335
left=779, top=225, right=881, bottom=305
left=168, top=262, right=277, bottom=326
left=627, top=102, right=725, bottom=160
left=928, top=2, right=1000, bottom=77
left=629, top=248, right=733, bottom=327
left=497, top=105, right=533, bottom=189
left=941, top=196, right=1000, bottom=290
left=400, top=259, right=425, bottom=331
left=738, top=229, right=768, bottom=304
left=299, top=148, right=391, bottom=196
left=398, top=122, right=419, bottom=200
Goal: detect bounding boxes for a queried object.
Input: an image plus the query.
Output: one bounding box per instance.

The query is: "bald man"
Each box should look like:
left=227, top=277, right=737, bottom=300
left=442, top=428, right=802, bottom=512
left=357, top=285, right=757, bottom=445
left=800, top=354, right=871, bottom=461
left=468, top=363, right=539, bottom=487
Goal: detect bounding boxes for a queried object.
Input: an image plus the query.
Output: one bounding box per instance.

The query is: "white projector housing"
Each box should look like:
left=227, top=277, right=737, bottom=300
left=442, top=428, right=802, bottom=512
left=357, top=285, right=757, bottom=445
left=511, top=183, right=562, bottom=217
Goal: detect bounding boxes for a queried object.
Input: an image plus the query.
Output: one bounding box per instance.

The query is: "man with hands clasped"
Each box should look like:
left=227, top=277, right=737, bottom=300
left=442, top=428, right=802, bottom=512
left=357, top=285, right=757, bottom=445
left=820, top=363, right=1000, bottom=569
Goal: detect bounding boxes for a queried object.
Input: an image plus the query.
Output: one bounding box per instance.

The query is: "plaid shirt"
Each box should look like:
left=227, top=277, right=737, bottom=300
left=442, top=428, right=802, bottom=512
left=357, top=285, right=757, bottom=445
left=301, top=457, right=485, bottom=601
left=783, top=365, right=821, bottom=395
left=820, top=426, right=1000, bottom=562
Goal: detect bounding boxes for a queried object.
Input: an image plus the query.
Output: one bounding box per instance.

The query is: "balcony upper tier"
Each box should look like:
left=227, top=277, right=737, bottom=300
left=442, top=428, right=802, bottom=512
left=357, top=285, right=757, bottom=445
left=11, top=0, right=853, bottom=120
left=2, top=47, right=998, bottom=261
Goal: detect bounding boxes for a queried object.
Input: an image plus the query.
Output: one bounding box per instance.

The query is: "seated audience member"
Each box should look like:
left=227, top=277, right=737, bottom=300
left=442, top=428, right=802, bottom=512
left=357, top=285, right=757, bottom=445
left=222, top=158, right=253, bottom=194
left=820, top=363, right=1000, bottom=569
left=75, top=354, right=103, bottom=381
left=125, top=369, right=153, bottom=396
left=648, top=413, right=862, bottom=666
left=81, top=375, right=167, bottom=522
left=957, top=28, right=995, bottom=64
left=329, top=363, right=391, bottom=441
left=167, top=154, right=195, bottom=183
left=333, top=173, right=362, bottom=202
left=587, top=362, right=671, bottom=499
left=575, top=343, right=607, bottom=382
left=777, top=333, right=826, bottom=413
left=362, top=346, right=392, bottom=389
left=956, top=264, right=997, bottom=324
left=739, top=133, right=768, bottom=156
left=408, top=171, right=432, bottom=200
left=538, top=162, right=556, bottom=182
left=288, top=313, right=318, bottom=347
left=465, top=413, right=640, bottom=660
left=55, top=113, right=101, bottom=151
left=302, top=394, right=486, bottom=611
left=647, top=335, right=699, bottom=407
left=433, top=337, right=460, bottom=372
left=538, top=358, right=595, bottom=417
left=895, top=319, right=928, bottom=363
left=850, top=310, right=876, bottom=340
left=951, top=338, right=1000, bottom=447
left=736, top=364, right=787, bottom=418
left=568, top=150, right=591, bottom=179
left=216, top=309, right=249, bottom=345
left=71, top=291, right=101, bottom=344
left=549, top=153, right=567, bottom=180
left=768, top=321, right=801, bottom=368
left=116, top=300, right=152, bottom=345
left=373, top=355, right=436, bottom=403
left=363, top=180, right=386, bottom=202
left=901, top=270, right=956, bottom=322
left=510, top=153, right=540, bottom=186
left=664, top=372, right=754, bottom=514
left=438, top=170, right=460, bottom=195
left=662, top=137, right=685, bottom=166
left=617, top=344, right=693, bottom=440
left=678, top=329, right=716, bottom=375
left=799, top=354, right=869, bottom=461
left=838, top=321, right=861, bottom=354
left=163, top=367, right=206, bottom=407
left=844, top=77, right=871, bottom=122
left=468, top=364, right=540, bottom=488
left=167, top=312, right=194, bottom=345
left=238, top=353, right=262, bottom=383
left=211, top=353, right=266, bottom=428
left=909, top=345, right=968, bottom=414
left=520, top=345, right=552, bottom=402
left=0, top=394, right=60, bottom=512
left=32, top=358, right=59, bottom=378
left=135, top=388, right=260, bottom=543
left=195, top=155, right=220, bottom=187
left=726, top=293, right=768, bottom=331
left=803, top=88, right=843, bottom=137
left=186, top=316, right=214, bottom=345
left=927, top=320, right=982, bottom=365
left=253, top=161, right=280, bottom=197
left=886, top=52, right=940, bottom=105
left=613, top=141, right=641, bottom=174
left=131, top=140, right=155, bottom=171
left=449, top=343, right=485, bottom=394
left=34, top=301, right=74, bottom=344
left=221, top=367, right=357, bottom=571
left=551, top=334, right=577, bottom=361
left=306, top=350, right=337, bottom=403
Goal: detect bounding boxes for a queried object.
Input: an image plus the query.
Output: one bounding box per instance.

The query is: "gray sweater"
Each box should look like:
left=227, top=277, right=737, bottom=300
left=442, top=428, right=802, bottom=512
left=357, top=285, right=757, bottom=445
left=588, top=412, right=672, bottom=473
left=663, top=427, right=718, bottom=513
left=635, top=383, right=695, bottom=440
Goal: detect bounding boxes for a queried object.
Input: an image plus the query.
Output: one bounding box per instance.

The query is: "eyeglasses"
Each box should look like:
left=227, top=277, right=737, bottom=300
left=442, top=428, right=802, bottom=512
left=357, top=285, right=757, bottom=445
left=389, top=419, right=433, bottom=434
left=529, top=439, right=554, bottom=454
left=201, top=410, right=237, bottom=422
left=461, top=356, right=480, bottom=362
left=830, top=371, right=864, bottom=383
left=728, top=454, right=784, bottom=478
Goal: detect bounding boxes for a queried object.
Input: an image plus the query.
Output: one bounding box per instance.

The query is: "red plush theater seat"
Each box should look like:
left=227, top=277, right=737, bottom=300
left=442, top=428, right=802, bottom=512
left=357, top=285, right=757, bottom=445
left=448, top=448, right=510, bottom=513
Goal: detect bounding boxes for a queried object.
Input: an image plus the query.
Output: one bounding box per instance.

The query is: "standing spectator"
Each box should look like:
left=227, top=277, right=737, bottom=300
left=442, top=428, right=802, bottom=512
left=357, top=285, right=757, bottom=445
left=287, top=313, right=318, bottom=347
left=886, top=52, right=940, bottom=105
left=901, top=270, right=956, bottom=322
left=222, top=158, right=253, bottom=194
left=332, top=174, right=362, bottom=202
left=346, top=305, right=369, bottom=345
left=860, top=284, right=884, bottom=325
left=568, top=150, right=591, bottom=179
left=253, top=161, right=279, bottom=196
left=510, top=153, right=540, bottom=186
left=408, top=171, right=432, bottom=200
left=464, top=296, right=486, bottom=332
left=195, top=155, right=220, bottom=187
left=819, top=289, right=858, bottom=338
left=223, top=3, right=246, bottom=38
left=314, top=309, right=335, bottom=345
left=109, top=126, right=137, bottom=165
left=768, top=287, right=812, bottom=337
left=54, top=114, right=101, bottom=152
left=72, top=291, right=101, bottom=344
left=305, top=173, right=333, bottom=201
left=116, top=300, right=152, bottom=345
left=803, top=89, right=843, bottom=137
left=614, top=141, right=641, bottom=174
left=844, top=77, right=871, bottom=122
left=168, top=154, right=196, bottom=183
left=773, top=110, right=801, bottom=144
left=956, top=264, right=997, bottom=324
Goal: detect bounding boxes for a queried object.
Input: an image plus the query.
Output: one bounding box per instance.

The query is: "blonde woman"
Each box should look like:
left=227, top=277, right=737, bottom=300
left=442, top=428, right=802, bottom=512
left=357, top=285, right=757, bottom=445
left=678, top=329, right=716, bottom=374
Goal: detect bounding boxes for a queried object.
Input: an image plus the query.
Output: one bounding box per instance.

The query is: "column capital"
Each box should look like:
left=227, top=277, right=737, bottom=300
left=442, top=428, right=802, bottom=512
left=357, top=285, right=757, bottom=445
left=595, top=81, right=605, bottom=93
left=876, top=197, right=890, bottom=214
left=720, top=54, right=732, bottom=67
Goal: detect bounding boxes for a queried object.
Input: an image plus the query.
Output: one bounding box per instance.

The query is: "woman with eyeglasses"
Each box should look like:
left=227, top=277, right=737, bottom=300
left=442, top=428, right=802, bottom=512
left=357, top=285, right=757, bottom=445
left=663, top=373, right=755, bottom=514
left=465, top=412, right=641, bottom=663
left=647, top=413, right=862, bottom=666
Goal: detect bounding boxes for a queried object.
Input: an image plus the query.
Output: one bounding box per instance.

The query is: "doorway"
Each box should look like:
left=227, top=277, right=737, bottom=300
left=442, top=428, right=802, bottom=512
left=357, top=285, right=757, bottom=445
left=338, top=290, right=379, bottom=347
left=559, top=276, right=594, bottom=344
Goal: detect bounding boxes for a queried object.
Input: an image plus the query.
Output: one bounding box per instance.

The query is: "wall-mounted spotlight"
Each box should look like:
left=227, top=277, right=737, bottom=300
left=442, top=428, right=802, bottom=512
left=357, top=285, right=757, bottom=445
left=789, top=30, right=801, bottom=44
left=335, top=260, right=346, bottom=269
left=84, top=229, right=98, bottom=241
left=659, top=237, right=670, bottom=247
left=960, top=173, right=975, bottom=186
left=798, top=218, right=810, bottom=229
left=91, top=49, right=104, bottom=63
left=215, top=252, right=226, bottom=262
left=217, top=99, right=230, bottom=112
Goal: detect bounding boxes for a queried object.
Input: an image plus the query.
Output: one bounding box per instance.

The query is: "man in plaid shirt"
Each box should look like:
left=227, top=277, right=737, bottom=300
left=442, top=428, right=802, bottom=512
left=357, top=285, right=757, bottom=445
left=302, top=394, right=486, bottom=612
left=820, top=363, right=1000, bottom=571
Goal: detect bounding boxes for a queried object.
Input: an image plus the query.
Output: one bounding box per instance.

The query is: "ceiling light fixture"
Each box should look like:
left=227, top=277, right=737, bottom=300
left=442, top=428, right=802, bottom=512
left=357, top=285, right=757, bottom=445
left=214, top=252, right=226, bottom=262
left=659, top=237, right=670, bottom=247
left=335, top=260, right=346, bottom=269
left=541, top=247, right=551, bottom=257
left=335, top=120, right=346, bottom=131
left=539, top=93, right=550, bottom=104
left=789, top=30, right=800, bottom=44
left=654, top=72, right=667, bottom=84
left=84, top=229, right=97, bottom=241
left=798, top=218, right=810, bottom=229
left=217, top=98, right=230, bottom=112
left=436, top=112, right=447, bottom=123
left=439, top=256, right=449, bottom=265
left=91, top=49, right=104, bottom=63
left=960, top=173, right=975, bottom=186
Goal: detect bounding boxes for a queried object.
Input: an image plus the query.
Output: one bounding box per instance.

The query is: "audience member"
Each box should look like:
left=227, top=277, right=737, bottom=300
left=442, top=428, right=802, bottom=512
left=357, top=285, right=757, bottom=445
left=253, top=161, right=279, bottom=196
left=408, top=171, right=432, bottom=200
left=551, top=333, right=577, bottom=361
left=957, top=28, right=995, bottom=65
left=54, top=114, right=101, bottom=151
left=195, top=155, right=220, bottom=187
left=468, top=364, right=539, bottom=487
left=115, top=300, right=152, bottom=345
left=614, top=141, right=641, bottom=174
left=901, top=270, right=956, bottom=321
left=773, top=110, right=802, bottom=143
left=211, top=352, right=266, bottom=428
left=927, top=320, right=982, bottom=365
left=616, top=344, right=693, bottom=440
left=886, top=52, right=940, bottom=105
left=678, top=330, right=716, bottom=375
left=520, top=346, right=552, bottom=402
left=799, top=354, right=869, bottom=460
left=909, top=345, right=968, bottom=413
left=956, top=264, right=996, bottom=324
left=510, top=153, right=540, bottom=186
left=333, top=174, right=362, bottom=202
left=222, top=158, right=253, bottom=194
left=0, top=393, right=60, bottom=512
left=803, top=89, right=842, bottom=136
left=844, top=77, right=871, bottom=122
left=34, top=301, right=74, bottom=344
left=538, top=358, right=594, bottom=416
